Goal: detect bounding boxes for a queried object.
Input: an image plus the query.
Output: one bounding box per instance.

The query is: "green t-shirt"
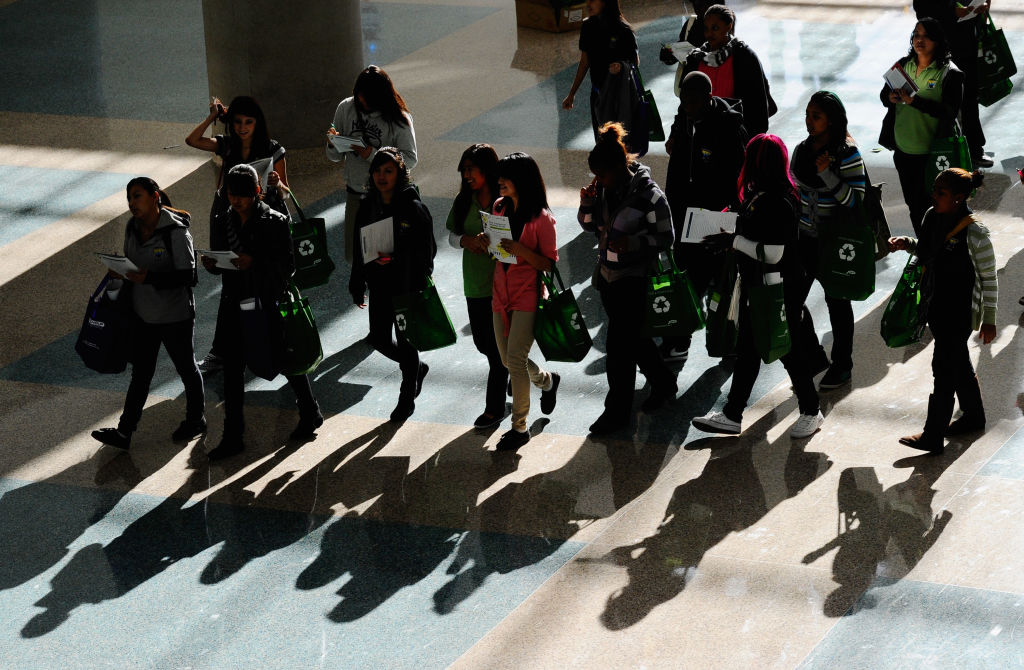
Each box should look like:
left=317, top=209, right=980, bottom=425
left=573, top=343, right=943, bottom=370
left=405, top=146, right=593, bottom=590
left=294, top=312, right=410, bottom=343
left=894, top=60, right=946, bottom=155
left=445, top=203, right=495, bottom=299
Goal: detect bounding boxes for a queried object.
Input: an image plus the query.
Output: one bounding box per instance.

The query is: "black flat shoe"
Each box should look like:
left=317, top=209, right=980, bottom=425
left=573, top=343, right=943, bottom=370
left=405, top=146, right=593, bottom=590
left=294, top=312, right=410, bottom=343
left=172, top=418, right=207, bottom=442
left=91, top=428, right=131, bottom=450
left=496, top=429, right=530, bottom=451
left=540, top=373, right=560, bottom=415
left=898, top=433, right=944, bottom=453
left=473, top=411, right=503, bottom=429
left=208, top=436, right=245, bottom=461
left=291, top=413, right=325, bottom=441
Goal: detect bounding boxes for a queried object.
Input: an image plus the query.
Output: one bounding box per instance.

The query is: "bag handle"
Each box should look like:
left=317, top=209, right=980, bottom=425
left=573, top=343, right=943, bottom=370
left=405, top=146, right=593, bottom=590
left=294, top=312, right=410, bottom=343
left=91, top=276, right=111, bottom=303
left=650, top=249, right=681, bottom=275
left=284, top=187, right=308, bottom=223
left=539, top=264, right=566, bottom=295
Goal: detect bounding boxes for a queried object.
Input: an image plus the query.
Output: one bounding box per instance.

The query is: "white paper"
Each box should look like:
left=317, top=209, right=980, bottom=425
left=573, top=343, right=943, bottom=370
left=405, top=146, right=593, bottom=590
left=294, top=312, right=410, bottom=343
left=958, top=0, right=984, bottom=21
left=666, top=41, right=697, bottom=63
left=361, top=217, right=395, bottom=265
left=328, top=134, right=367, bottom=151
left=680, top=208, right=738, bottom=243
left=480, top=211, right=515, bottom=264
left=198, top=249, right=239, bottom=270
left=95, top=253, right=139, bottom=275
left=248, top=157, right=274, bottom=190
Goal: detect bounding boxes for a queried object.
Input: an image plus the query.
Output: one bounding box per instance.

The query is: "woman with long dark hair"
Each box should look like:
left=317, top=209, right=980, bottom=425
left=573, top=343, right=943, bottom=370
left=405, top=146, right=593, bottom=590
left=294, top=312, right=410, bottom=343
left=889, top=168, right=996, bottom=452
left=578, top=122, right=676, bottom=435
left=879, top=17, right=964, bottom=234
left=186, top=95, right=289, bottom=374
left=790, top=91, right=868, bottom=390
left=91, top=178, right=206, bottom=450
left=561, top=0, right=639, bottom=140
left=328, top=65, right=418, bottom=264
left=692, top=134, right=823, bottom=439
left=490, top=152, right=560, bottom=451
left=446, top=144, right=508, bottom=428
left=349, top=148, right=434, bottom=422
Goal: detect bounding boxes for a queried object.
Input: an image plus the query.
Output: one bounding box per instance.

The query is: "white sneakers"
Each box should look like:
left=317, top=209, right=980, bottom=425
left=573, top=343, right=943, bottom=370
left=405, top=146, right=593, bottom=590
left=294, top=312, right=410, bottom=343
left=790, top=411, right=824, bottom=439
left=692, top=411, right=742, bottom=435
left=692, top=410, right=824, bottom=439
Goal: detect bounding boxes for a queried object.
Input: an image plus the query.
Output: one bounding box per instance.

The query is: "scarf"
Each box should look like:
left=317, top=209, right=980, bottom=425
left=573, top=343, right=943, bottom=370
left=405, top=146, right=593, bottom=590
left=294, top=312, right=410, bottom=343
left=697, top=37, right=736, bottom=68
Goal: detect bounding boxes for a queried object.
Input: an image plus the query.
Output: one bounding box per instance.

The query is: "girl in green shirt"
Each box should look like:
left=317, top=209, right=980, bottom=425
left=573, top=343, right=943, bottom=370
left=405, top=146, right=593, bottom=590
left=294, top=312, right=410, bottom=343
left=446, top=144, right=508, bottom=428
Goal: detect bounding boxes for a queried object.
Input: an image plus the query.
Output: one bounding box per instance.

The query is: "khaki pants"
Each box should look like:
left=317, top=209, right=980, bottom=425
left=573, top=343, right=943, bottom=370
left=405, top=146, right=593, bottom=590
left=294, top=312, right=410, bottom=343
left=344, top=189, right=364, bottom=264
left=493, top=311, right=551, bottom=432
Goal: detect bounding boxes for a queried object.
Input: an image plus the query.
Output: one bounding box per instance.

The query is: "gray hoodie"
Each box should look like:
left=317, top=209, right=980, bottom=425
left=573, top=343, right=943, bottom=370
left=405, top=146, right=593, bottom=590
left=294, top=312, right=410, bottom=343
left=326, top=97, right=418, bottom=193
left=124, top=208, right=196, bottom=324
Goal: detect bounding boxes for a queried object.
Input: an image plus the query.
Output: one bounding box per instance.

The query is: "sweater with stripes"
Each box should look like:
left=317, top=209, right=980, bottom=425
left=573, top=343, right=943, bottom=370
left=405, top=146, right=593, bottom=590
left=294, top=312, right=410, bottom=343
left=790, top=141, right=868, bottom=236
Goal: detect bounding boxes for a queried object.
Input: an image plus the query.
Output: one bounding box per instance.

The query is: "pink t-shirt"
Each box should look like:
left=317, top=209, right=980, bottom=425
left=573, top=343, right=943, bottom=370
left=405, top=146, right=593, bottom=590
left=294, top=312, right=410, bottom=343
left=491, top=200, right=558, bottom=325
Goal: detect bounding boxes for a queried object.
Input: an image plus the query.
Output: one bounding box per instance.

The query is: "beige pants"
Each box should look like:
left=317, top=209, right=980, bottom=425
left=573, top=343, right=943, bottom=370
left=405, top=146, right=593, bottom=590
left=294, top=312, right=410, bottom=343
left=493, top=311, right=552, bottom=432
left=344, top=190, right=363, bottom=264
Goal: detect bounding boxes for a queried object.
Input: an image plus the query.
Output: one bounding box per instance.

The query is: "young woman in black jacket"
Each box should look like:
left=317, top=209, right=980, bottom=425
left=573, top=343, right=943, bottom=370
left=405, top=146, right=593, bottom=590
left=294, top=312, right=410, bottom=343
left=202, top=165, right=323, bottom=460
left=349, top=147, right=435, bottom=421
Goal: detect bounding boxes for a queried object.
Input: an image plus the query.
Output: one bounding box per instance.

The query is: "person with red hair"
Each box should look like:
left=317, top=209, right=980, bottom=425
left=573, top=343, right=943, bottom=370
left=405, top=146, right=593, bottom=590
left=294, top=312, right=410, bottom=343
left=692, top=134, right=823, bottom=439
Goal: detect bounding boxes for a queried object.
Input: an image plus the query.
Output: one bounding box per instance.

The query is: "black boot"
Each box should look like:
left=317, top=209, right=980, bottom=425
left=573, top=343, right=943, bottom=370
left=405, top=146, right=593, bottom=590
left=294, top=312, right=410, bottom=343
left=948, top=374, right=985, bottom=435
left=899, top=394, right=952, bottom=453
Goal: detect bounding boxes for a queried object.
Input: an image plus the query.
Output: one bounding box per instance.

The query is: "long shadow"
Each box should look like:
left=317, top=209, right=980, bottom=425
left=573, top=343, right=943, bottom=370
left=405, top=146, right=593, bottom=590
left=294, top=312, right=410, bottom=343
left=595, top=406, right=833, bottom=630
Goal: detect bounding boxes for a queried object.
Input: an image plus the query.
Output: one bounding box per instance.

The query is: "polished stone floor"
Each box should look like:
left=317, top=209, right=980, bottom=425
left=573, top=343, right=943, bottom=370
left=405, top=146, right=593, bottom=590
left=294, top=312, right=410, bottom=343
left=2, top=0, right=1024, bottom=668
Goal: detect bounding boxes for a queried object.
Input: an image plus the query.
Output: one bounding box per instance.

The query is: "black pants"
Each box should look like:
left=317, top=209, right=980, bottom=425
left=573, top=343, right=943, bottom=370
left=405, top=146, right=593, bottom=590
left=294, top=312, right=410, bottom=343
left=118, top=318, right=205, bottom=434
left=893, top=150, right=930, bottom=236
left=792, top=234, right=854, bottom=372
left=220, top=305, right=318, bottom=438
left=924, top=314, right=977, bottom=436
left=724, top=288, right=819, bottom=422
left=599, top=276, right=675, bottom=418
left=368, top=288, right=420, bottom=393
left=467, top=295, right=508, bottom=415
left=951, top=37, right=986, bottom=160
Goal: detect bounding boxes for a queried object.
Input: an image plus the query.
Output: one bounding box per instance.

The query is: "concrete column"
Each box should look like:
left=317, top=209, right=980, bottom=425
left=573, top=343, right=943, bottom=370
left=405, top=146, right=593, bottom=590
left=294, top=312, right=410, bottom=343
left=201, top=0, right=364, bottom=150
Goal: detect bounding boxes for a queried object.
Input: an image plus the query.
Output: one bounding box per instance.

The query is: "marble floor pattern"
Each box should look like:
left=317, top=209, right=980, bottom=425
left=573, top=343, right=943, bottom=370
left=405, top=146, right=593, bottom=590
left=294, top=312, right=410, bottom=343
left=2, top=0, right=1024, bottom=668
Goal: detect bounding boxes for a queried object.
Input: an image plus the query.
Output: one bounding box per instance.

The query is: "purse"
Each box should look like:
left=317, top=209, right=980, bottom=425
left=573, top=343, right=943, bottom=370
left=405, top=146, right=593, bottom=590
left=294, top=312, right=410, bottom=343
left=277, top=282, right=324, bottom=375
left=534, top=266, right=592, bottom=362
left=75, top=276, right=135, bottom=374
left=880, top=256, right=926, bottom=347
left=392, top=276, right=457, bottom=352
left=287, top=191, right=336, bottom=290
left=643, top=251, right=705, bottom=337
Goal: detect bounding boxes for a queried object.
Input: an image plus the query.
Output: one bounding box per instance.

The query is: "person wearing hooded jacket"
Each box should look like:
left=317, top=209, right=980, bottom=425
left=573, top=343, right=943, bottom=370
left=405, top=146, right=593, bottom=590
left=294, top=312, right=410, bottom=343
left=661, top=71, right=747, bottom=361
left=91, top=177, right=206, bottom=451
left=349, top=147, right=434, bottom=422
left=681, top=4, right=776, bottom=136
left=579, top=122, right=676, bottom=435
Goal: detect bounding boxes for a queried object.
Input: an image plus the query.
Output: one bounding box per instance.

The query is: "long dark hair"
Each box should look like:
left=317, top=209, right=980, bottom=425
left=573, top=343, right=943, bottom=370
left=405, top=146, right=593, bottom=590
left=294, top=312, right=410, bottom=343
left=224, top=96, right=272, bottom=156
left=452, top=144, right=499, bottom=235
left=597, top=0, right=631, bottom=28
left=365, top=147, right=412, bottom=197
left=738, top=134, right=797, bottom=202
left=353, top=65, right=411, bottom=127
left=497, top=152, right=548, bottom=221
left=906, top=17, right=952, bottom=67
left=126, top=177, right=189, bottom=219
left=808, top=90, right=854, bottom=154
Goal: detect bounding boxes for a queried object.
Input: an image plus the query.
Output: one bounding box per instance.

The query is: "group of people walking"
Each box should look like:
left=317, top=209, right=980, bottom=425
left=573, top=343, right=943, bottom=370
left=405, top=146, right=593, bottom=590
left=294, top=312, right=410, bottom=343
left=89, top=0, right=1003, bottom=460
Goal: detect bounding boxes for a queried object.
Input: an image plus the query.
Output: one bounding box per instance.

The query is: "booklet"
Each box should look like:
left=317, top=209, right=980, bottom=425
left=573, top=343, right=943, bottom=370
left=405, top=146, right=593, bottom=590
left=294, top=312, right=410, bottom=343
left=248, top=157, right=274, bottom=190
left=197, top=249, right=239, bottom=270
left=884, top=64, right=918, bottom=97
left=679, top=208, right=737, bottom=243
left=361, top=217, right=395, bottom=265
left=95, top=253, right=139, bottom=275
left=958, top=0, right=985, bottom=21
left=664, top=40, right=697, bottom=63
left=328, top=134, right=367, bottom=151
left=480, top=211, right=516, bottom=264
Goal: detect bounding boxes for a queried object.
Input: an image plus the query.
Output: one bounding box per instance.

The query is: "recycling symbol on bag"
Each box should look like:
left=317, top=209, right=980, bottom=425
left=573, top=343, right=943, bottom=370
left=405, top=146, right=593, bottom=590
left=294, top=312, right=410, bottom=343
left=396, top=314, right=407, bottom=331
left=838, top=243, right=856, bottom=262
left=298, top=240, right=315, bottom=256
left=570, top=312, right=582, bottom=331
left=935, top=155, right=950, bottom=171
left=652, top=296, right=671, bottom=314
left=985, top=50, right=997, bottom=65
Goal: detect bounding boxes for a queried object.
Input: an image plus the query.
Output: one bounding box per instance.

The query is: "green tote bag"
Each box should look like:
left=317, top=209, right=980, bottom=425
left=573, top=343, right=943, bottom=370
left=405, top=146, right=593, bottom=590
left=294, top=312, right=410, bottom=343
left=643, top=252, right=705, bottom=337
left=816, top=201, right=877, bottom=301
left=277, top=282, right=324, bottom=376
left=880, top=256, right=926, bottom=347
left=977, top=14, right=1017, bottom=86
left=747, top=245, right=791, bottom=364
left=534, top=266, right=592, bottom=363
left=287, top=191, right=336, bottom=290
left=704, top=253, right=739, bottom=358
left=392, top=277, right=457, bottom=352
left=925, top=135, right=972, bottom=190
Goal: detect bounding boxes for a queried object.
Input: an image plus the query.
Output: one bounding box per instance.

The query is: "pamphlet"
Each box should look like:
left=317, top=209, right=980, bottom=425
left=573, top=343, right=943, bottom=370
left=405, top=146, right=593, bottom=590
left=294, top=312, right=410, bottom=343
left=361, top=217, right=395, bottom=265
left=679, top=208, right=737, bottom=243
left=328, top=134, right=367, bottom=151
left=884, top=64, right=918, bottom=97
left=480, top=212, right=515, bottom=264
left=95, top=253, right=139, bottom=275
left=197, top=249, right=239, bottom=270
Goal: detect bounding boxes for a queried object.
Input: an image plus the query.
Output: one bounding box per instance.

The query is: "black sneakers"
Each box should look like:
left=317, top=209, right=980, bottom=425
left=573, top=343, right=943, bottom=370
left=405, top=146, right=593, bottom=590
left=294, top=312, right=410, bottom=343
left=496, top=429, right=530, bottom=451
left=540, top=373, right=560, bottom=415
left=641, top=382, right=677, bottom=413
left=171, top=418, right=208, bottom=442
left=207, top=435, right=245, bottom=461
left=91, top=428, right=131, bottom=450
left=290, top=412, right=325, bottom=441
left=415, top=362, right=429, bottom=397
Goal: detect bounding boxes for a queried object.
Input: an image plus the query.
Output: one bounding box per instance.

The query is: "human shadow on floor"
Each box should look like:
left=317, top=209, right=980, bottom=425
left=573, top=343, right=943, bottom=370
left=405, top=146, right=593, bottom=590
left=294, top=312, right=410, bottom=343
left=595, top=405, right=833, bottom=630
left=0, top=396, right=196, bottom=595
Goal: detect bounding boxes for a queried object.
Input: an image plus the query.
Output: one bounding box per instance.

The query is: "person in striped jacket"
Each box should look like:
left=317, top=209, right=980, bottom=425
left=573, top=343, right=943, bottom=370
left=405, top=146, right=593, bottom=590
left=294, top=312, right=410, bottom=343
left=789, top=91, right=868, bottom=391
left=578, top=122, right=676, bottom=435
left=889, top=168, right=997, bottom=453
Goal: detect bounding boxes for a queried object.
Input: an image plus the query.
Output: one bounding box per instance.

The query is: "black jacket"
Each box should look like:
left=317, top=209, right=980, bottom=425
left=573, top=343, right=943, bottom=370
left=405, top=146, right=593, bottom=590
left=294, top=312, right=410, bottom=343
left=683, top=40, right=777, bottom=135
left=349, top=184, right=436, bottom=302
left=878, top=57, right=964, bottom=151
left=665, top=96, right=747, bottom=233
left=208, top=200, right=294, bottom=308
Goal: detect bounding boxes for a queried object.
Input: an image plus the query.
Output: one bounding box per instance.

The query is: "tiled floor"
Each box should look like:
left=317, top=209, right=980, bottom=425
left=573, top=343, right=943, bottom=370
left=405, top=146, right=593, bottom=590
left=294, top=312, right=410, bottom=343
left=2, top=0, right=1024, bottom=668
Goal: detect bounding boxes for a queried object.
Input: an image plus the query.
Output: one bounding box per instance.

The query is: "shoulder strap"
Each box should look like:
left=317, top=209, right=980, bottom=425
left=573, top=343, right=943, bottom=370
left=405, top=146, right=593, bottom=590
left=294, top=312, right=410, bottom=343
left=945, top=214, right=974, bottom=242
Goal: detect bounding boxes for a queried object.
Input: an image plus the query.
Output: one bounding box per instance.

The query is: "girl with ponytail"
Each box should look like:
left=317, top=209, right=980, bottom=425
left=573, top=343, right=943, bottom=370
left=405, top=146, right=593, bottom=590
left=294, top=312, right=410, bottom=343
left=578, top=122, right=676, bottom=434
